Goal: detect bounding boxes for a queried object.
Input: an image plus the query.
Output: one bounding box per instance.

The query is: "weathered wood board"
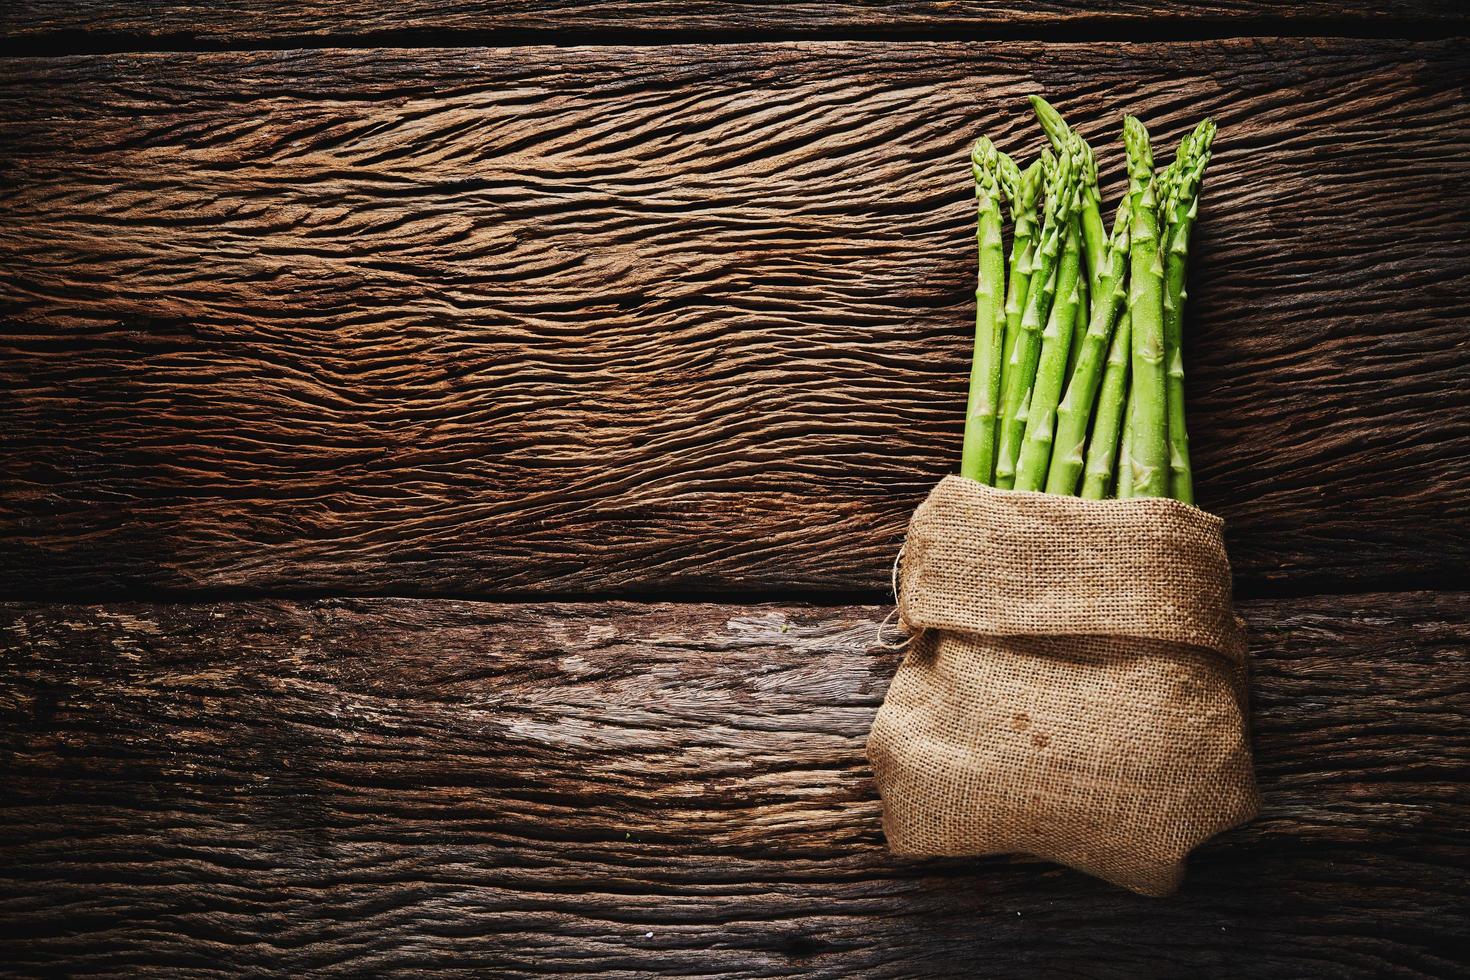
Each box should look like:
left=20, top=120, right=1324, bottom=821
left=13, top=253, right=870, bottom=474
left=4, top=0, right=1469, bottom=47
left=2, top=39, right=1468, bottom=599
left=2, top=594, right=1466, bottom=976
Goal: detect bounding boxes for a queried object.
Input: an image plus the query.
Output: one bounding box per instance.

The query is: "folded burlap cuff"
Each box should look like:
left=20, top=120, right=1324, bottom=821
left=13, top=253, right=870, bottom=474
left=867, top=476, right=1260, bottom=897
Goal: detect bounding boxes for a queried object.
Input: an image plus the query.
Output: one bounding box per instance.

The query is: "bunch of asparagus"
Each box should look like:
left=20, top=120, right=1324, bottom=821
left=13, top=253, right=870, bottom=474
left=960, top=98, right=1215, bottom=504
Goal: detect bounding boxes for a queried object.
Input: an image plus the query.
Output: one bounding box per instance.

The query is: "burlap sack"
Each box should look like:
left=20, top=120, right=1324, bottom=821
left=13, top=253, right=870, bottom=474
left=867, top=476, right=1259, bottom=896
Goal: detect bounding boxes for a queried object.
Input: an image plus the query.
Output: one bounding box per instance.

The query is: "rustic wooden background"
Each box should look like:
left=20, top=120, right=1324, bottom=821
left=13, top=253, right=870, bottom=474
left=2, top=3, right=1468, bottom=977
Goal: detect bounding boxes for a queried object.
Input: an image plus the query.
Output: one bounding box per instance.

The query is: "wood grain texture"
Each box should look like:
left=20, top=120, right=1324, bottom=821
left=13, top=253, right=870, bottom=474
left=1, top=593, right=1466, bottom=977
left=4, top=0, right=1469, bottom=46
left=2, top=40, right=1468, bottom=599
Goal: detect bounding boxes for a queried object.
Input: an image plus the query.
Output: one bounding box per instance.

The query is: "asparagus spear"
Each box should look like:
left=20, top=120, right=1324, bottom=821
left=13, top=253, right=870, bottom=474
left=999, top=264, right=1056, bottom=488
left=997, top=156, right=1044, bottom=420
left=1154, top=141, right=1186, bottom=235
left=1116, top=391, right=1136, bottom=498
left=1160, top=119, right=1216, bottom=504
left=995, top=145, right=1081, bottom=489
left=1045, top=191, right=1133, bottom=495
left=1080, top=307, right=1131, bottom=499
left=959, top=137, right=1010, bottom=484
left=1014, top=206, right=1086, bottom=491
left=1121, top=115, right=1168, bottom=498
left=1033, top=96, right=1112, bottom=415
left=1067, top=267, right=1089, bottom=382
left=1031, top=95, right=1105, bottom=288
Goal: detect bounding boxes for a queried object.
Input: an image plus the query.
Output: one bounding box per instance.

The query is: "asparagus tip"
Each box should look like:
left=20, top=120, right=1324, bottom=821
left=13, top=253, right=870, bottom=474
left=970, top=135, right=997, bottom=165
left=1028, top=94, right=1071, bottom=150
left=971, top=136, right=1004, bottom=204
left=1122, top=115, right=1154, bottom=176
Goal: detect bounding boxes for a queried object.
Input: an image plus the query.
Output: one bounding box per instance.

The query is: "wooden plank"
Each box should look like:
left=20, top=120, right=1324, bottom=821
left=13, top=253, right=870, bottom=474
left=1, top=40, right=1468, bottom=599
left=3, top=0, right=1468, bottom=47
left=1, top=593, right=1466, bottom=976
left=0, top=593, right=1464, bottom=975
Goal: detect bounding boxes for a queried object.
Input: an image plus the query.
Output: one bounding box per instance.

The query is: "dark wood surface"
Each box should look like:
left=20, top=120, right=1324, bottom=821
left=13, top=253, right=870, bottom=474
left=3, top=39, right=1468, bottom=599
left=2, top=0, right=1470, bottom=50
left=2, top=4, right=1468, bottom=977
left=4, top=0, right=1469, bottom=48
left=2, top=594, right=1466, bottom=977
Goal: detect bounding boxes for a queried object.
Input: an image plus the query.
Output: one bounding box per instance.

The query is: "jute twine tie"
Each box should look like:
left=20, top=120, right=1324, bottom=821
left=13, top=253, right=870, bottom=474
left=875, top=544, right=914, bottom=651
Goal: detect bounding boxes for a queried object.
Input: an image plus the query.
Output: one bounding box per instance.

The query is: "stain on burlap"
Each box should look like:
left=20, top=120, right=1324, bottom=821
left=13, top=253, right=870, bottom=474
left=866, top=476, right=1259, bottom=897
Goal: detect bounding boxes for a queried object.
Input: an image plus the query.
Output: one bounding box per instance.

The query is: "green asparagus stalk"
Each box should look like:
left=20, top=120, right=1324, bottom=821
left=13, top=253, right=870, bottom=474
left=997, top=156, right=1044, bottom=419
left=1161, top=121, right=1213, bottom=248
left=1078, top=143, right=1104, bottom=290
left=1014, top=209, right=1086, bottom=490
left=959, top=137, right=1010, bottom=484
left=1067, top=267, right=1089, bottom=382
left=1116, top=391, right=1136, bottom=498
left=1030, top=95, right=1105, bottom=288
left=1080, top=306, right=1131, bottom=499
left=1121, top=115, right=1168, bottom=498
left=995, top=145, right=1081, bottom=489
left=1160, top=119, right=1216, bottom=504
left=1154, top=146, right=1186, bottom=234
left=1045, top=192, right=1133, bottom=495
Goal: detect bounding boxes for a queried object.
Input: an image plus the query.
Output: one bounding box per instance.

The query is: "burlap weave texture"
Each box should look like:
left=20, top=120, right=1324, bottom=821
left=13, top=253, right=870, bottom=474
left=866, top=476, right=1259, bottom=896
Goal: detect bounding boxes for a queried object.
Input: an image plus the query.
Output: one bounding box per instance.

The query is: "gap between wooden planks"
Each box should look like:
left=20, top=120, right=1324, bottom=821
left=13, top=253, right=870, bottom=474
left=1, top=592, right=1466, bottom=977
left=1, top=38, right=1467, bottom=601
